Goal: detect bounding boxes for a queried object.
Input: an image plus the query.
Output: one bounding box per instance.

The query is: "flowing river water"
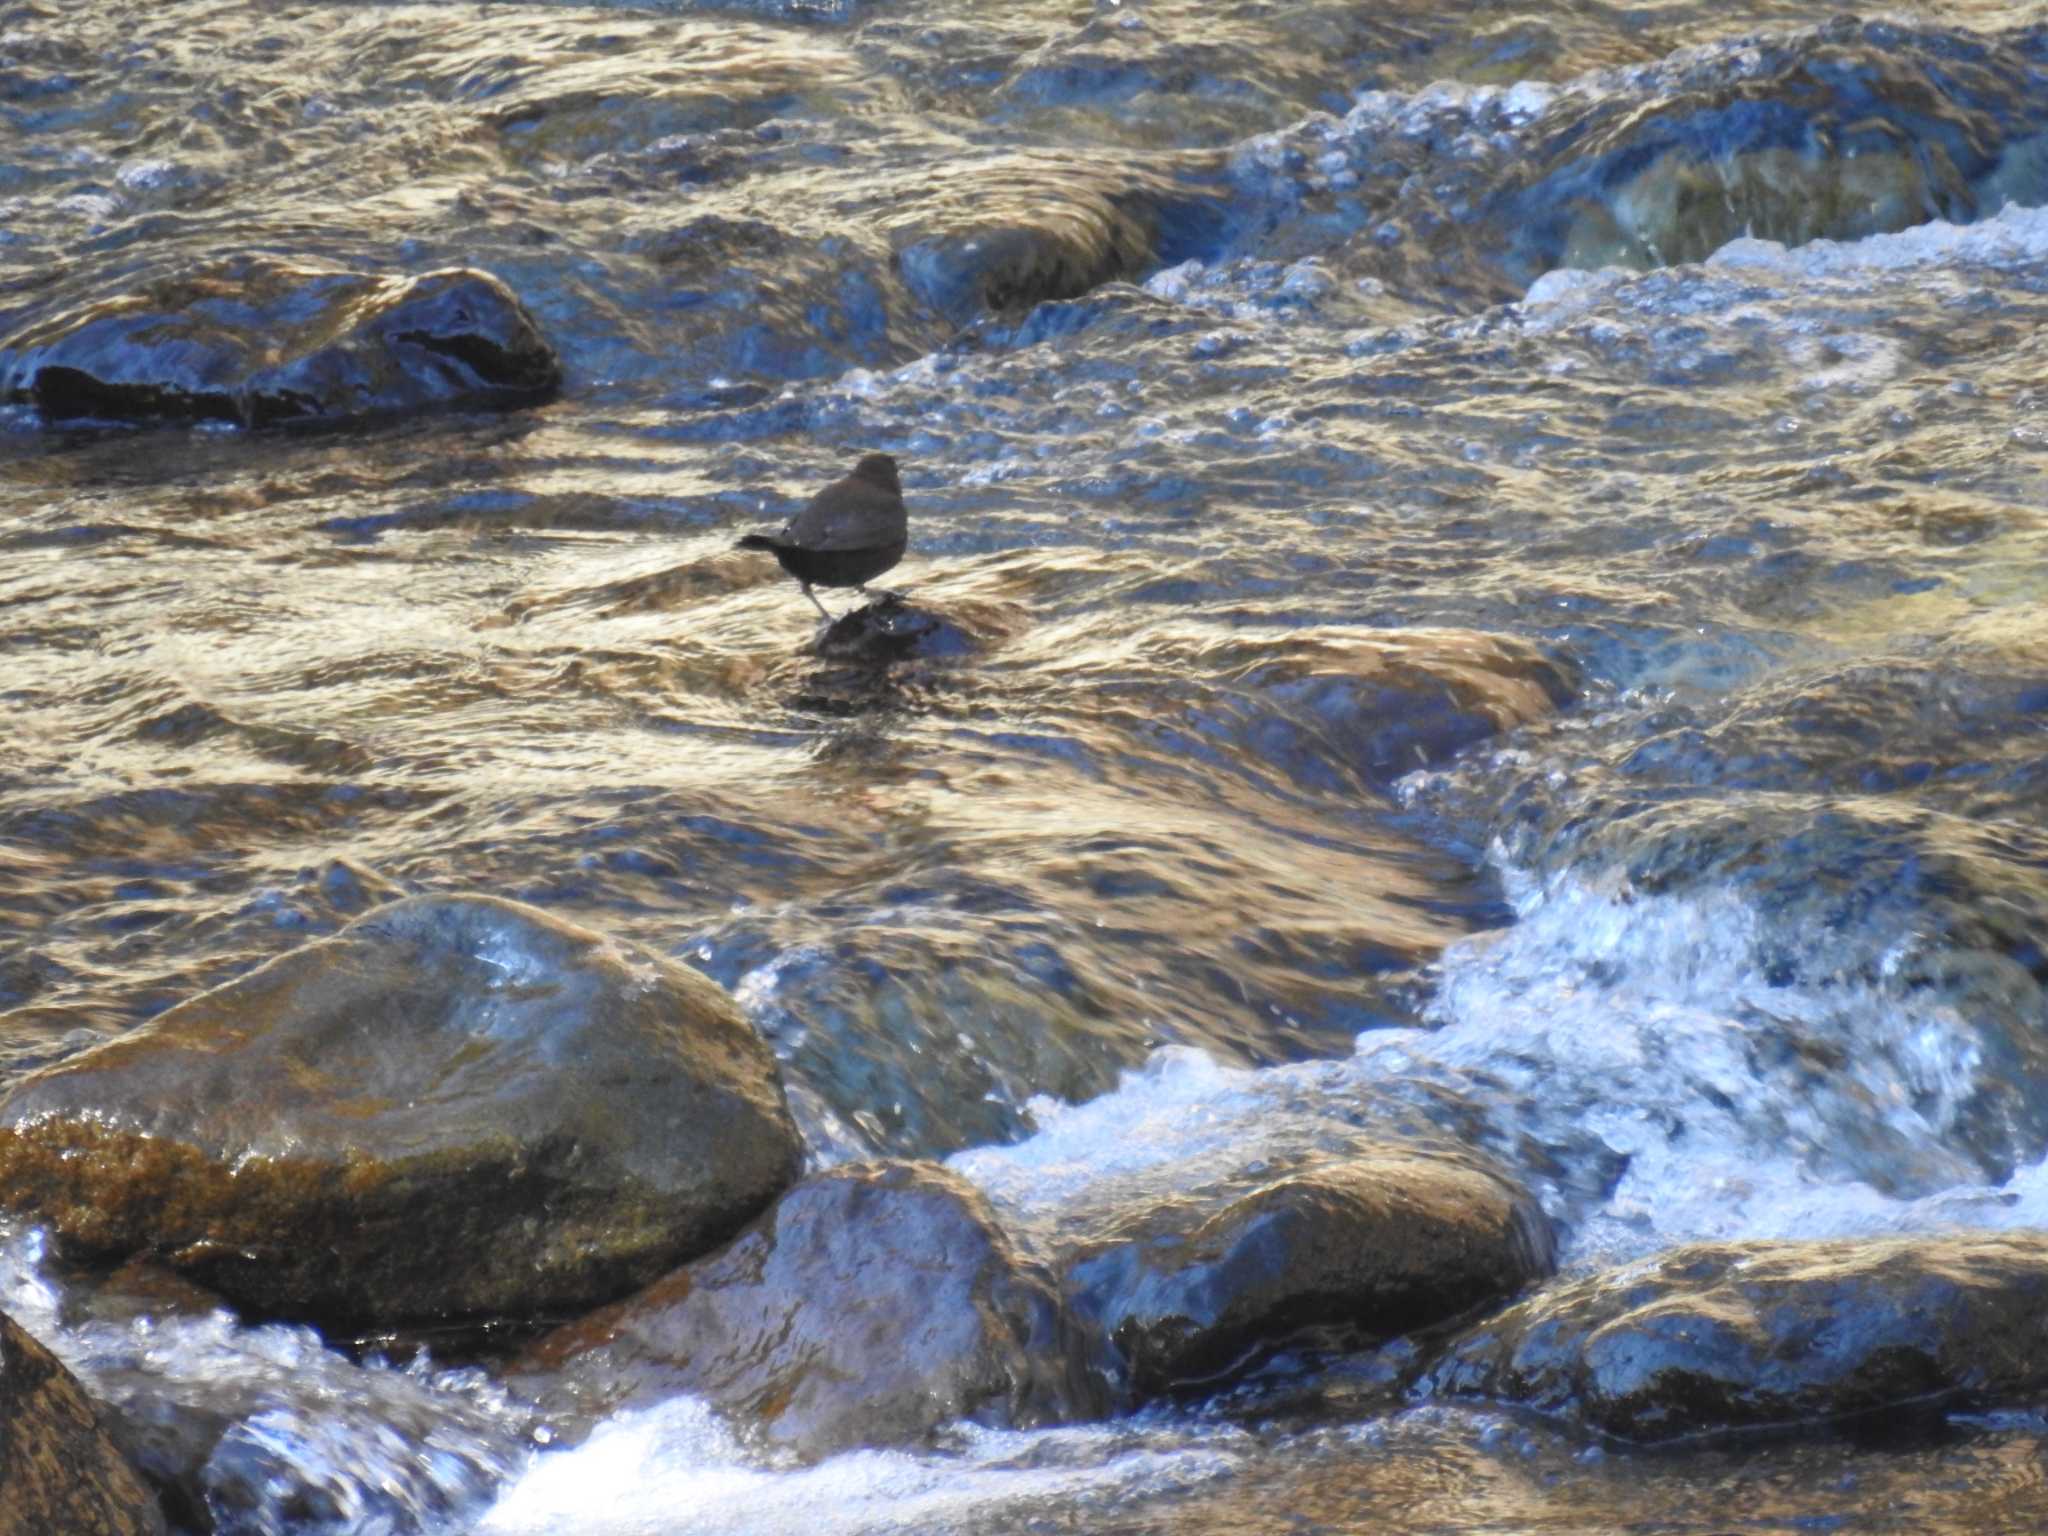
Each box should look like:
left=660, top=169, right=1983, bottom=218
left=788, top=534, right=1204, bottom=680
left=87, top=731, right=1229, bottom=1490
left=6, top=0, right=2048, bottom=1530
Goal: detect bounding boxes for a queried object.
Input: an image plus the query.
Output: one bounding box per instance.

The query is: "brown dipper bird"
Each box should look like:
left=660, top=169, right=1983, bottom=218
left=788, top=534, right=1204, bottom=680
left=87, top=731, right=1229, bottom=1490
left=736, top=452, right=907, bottom=620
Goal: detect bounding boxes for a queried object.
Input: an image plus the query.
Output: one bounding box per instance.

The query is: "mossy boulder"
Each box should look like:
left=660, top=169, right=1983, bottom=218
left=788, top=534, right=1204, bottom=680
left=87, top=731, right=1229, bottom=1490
left=0, top=895, right=801, bottom=1326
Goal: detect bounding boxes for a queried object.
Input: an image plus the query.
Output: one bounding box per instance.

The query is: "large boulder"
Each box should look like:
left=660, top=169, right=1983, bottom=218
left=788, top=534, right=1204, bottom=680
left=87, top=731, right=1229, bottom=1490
left=522, top=1161, right=1103, bottom=1456
left=0, top=895, right=801, bottom=1326
left=0, top=1308, right=165, bottom=1536
left=1426, top=1233, right=2048, bottom=1440
left=0, top=256, right=560, bottom=427
left=1484, top=19, right=2048, bottom=284
left=1062, top=1147, right=1555, bottom=1397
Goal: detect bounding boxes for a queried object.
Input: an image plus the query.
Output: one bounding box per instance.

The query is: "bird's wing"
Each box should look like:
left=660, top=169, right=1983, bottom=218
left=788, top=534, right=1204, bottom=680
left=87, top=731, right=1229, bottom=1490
left=789, top=481, right=907, bottom=550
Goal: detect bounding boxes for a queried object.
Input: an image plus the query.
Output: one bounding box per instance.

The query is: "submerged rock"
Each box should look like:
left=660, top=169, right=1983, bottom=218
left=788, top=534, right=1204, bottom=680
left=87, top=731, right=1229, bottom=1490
left=0, top=894, right=801, bottom=1326
left=1118, top=624, right=1576, bottom=793
left=889, top=149, right=1227, bottom=327
left=0, top=1307, right=166, bottom=1536
left=1061, top=1147, right=1555, bottom=1397
left=1427, top=1233, right=2048, bottom=1440
left=994, top=9, right=1412, bottom=147
left=523, top=1161, right=1101, bottom=1456
left=611, top=146, right=1226, bottom=383
left=0, top=257, right=560, bottom=428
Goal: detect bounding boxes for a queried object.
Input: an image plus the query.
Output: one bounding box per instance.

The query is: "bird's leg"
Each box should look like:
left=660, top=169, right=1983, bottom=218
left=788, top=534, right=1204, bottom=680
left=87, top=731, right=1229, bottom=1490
left=802, top=583, right=835, bottom=622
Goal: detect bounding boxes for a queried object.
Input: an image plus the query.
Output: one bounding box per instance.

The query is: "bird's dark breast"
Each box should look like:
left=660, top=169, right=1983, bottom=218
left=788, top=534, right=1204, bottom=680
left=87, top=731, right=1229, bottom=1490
left=771, top=537, right=906, bottom=588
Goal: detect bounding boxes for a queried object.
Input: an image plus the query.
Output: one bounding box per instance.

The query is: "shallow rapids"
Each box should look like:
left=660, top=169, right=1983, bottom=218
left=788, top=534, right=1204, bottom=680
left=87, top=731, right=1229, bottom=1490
left=5, top=0, right=2048, bottom=1530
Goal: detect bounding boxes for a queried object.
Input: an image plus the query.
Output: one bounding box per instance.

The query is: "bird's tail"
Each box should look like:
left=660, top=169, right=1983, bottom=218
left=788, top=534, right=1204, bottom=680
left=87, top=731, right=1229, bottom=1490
left=735, top=532, right=782, bottom=551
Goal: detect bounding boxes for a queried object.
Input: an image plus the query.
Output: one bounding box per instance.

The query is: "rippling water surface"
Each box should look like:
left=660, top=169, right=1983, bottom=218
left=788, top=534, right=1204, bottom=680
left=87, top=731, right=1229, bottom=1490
left=6, top=0, right=2048, bottom=1529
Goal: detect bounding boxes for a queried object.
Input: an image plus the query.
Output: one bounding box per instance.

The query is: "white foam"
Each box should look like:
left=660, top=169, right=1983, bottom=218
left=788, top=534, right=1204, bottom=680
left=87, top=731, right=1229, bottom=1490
left=1521, top=265, right=1633, bottom=313
left=1143, top=259, right=1204, bottom=301
left=1344, top=80, right=1550, bottom=145
left=1520, top=202, right=2048, bottom=358
left=950, top=1046, right=1276, bottom=1238
left=1706, top=199, right=2048, bottom=278
left=1373, top=867, right=2011, bottom=1261
left=952, top=857, right=2028, bottom=1268
left=115, top=159, right=178, bottom=190
left=478, top=1405, right=1243, bottom=1536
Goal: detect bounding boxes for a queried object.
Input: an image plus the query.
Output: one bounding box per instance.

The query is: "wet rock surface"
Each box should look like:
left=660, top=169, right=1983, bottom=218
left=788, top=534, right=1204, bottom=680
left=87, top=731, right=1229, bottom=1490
left=0, top=894, right=801, bottom=1325
left=523, top=1160, right=1102, bottom=1456
left=0, top=1307, right=165, bottom=1536
left=1426, top=1233, right=2048, bottom=1440
left=813, top=593, right=984, bottom=662
left=1061, top=1147, right=1555, bottom=1397
left=0, top=257, right=560, bottom=427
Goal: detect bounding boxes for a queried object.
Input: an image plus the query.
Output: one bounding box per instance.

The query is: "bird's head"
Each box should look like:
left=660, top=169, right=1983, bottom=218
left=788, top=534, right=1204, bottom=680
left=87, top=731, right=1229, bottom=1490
left=853, top=452, right=901, bottom=496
